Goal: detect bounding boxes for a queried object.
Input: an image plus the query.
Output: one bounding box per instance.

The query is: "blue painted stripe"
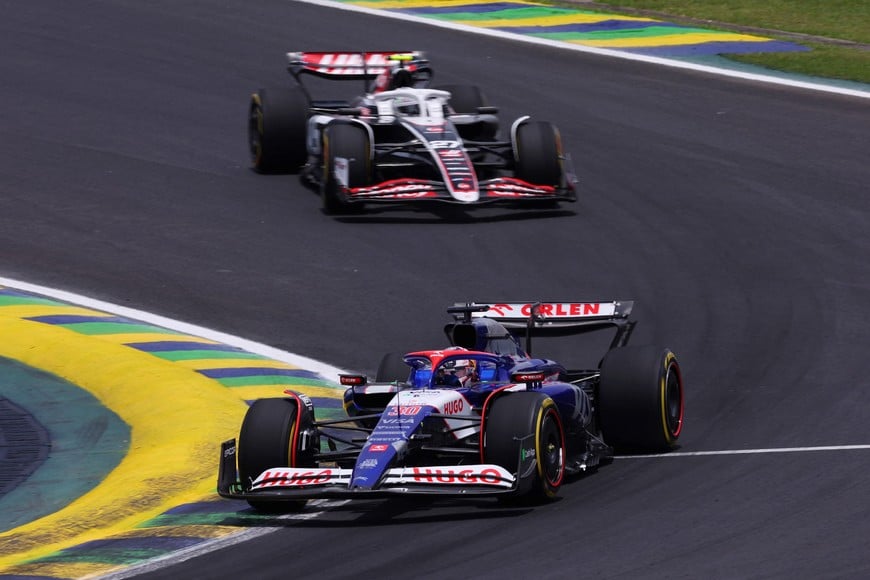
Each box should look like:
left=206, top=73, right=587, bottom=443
left=496, top=20, right=668, bottom=34
left=399, top=3, right=530, bottom=14
left=126, top=341, right=242, bottom=353
left=0, top=288, right=59, bottom=299
left=626, top=40, right=810, bottom=57
left=197, top=367, right=323, bottom=379
left=24, top=314, right=124, bottom=324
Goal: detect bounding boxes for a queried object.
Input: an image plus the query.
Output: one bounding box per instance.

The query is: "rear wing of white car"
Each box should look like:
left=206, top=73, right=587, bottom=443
left=287, top=51, right=430, bottom=80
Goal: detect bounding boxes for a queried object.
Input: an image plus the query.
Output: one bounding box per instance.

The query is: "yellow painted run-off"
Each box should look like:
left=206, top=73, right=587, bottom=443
left=0, top=314, right=249, bottom=569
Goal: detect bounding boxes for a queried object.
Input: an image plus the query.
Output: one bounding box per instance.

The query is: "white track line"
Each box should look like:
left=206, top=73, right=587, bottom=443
left=92, top=500, right=352, bottom=580
left=297, top=0, right=870, bottom=100
left=618, top=444, right=870, bottom=459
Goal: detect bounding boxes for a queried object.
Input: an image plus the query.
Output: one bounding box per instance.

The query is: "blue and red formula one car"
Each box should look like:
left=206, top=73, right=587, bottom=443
left=218, top=301, right=684, bottom=511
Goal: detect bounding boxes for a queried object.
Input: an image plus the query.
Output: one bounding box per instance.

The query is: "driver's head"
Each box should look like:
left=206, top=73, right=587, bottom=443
left=451, top=359, right=470, bottom=378
left=390, top=67, right=413, bottom=89
left=372, top=63, right=414, bottom=94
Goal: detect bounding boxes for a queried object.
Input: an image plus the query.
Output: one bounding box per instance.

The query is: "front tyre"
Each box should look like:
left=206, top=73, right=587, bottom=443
left=248, top=87, right=309, bottom=173
left=237, top=396, right=317, bottom=512
left=483, top=392, right=565, bottom=501
left=513, top=120, right=564, bottom=187
left=598, top=346, right=684, bottom=452
left=322, top=121, right=371, bottom=215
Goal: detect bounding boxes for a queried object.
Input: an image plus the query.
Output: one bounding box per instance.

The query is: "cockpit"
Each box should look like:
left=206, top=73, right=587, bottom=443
left=370, top=88, right=451, bottom=122
left=405, top=352, right=509, bottom=389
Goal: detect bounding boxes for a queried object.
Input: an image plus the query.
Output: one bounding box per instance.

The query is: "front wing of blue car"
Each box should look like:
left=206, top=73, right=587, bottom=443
left=217, top=440, right=518, bottom=501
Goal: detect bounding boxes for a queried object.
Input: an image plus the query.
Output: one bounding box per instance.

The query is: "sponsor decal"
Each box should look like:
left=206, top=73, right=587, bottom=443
left=411, top=467, right=503, bottom=485
left=483, top=178, right=556, bottom=194
left=303, top=52, right=410, bottom=76
left=350, top=182, right=438, bottom=197
left=521, top=447, right=536, bottom=461
left=375, top=191, right=437, bottom=199
left=484, top=303, right=614, bottom=318
left=256, top=469, right=333, bottom=487
left=379, top=416, right=417, bottom=425
left=297, top=393, right=314, bottom=411
left=223, top=445, right=235, bottom=458
left=359, top=459, right=378, bottom=468
left=428, top=140, right=461, bottom=149
left=369, top=429, right=403, bottom=440
left=442, top=398, right=464, bottom=415
left=333, top=157, right=349, bottom=188
left=512, top=372, right=545, bottom=384
left=388, top=405, right=424, bottom=416
left=369, top=444, right=390, bottom=452
left=418, top=128, right=477, bottom=196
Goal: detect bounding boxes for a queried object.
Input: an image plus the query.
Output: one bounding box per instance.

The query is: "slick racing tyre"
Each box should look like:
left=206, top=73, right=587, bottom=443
left=513, top=120, right=564, bottom=186
left=483, top=392, right=566, bottom=501
left=437, top=84, right=497, bottom=141
left=438, top=84, right=486, bottom=113
left=237, top=395, right=318, bottom=512
left=375, top=352, right=410, bottom=383
left=249, top=86, right=309, bottom=173
left=322, top=121, right=371, bottom=215
left=598, top=346, right=684, bottom=452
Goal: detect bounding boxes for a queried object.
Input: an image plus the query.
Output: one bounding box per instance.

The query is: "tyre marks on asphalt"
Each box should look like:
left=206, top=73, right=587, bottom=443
left=0, top=282, right=345, bottom=578
left=0, top=357, right=129, bottom=535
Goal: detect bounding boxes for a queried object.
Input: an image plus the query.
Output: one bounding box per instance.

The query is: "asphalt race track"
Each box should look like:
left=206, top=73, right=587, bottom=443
left=1, top=1, right=869, bottom=578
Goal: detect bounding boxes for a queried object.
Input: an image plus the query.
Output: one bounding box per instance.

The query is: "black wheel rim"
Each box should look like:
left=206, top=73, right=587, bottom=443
left=664, top=363, right=683, bottom=437
left=540, top=410, right=564, bottom=486
left=248, top=104, right=262, bottom=161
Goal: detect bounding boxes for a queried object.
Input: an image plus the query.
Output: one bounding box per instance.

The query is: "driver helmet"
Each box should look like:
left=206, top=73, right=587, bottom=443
left=372, top=62, right=414, bottom=94
left=447, top=359, right=477, bottom=384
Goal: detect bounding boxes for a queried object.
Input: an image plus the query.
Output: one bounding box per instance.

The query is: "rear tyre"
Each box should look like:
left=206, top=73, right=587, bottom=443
left=322, top=121, right=371, bottom=215
left=437, top=84, right=486, bottom=114
left=375, top=352, right=410, bottom=383
left=249, top=87, right=309, bottom=173
left=437, top=84, right=497, bottom=141
left=598, top=346, right=684, bottom=452
left=513, top=120, right=563, bottom=186
left=237, top=396, right=317, bottom=512
left=484, top=392, right=565, bottom=501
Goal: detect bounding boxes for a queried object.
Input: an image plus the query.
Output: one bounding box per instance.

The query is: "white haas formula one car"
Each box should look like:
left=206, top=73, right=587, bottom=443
left=218, top=301, right=684, bottom=511
left=248, top=51, right=578, bottom=214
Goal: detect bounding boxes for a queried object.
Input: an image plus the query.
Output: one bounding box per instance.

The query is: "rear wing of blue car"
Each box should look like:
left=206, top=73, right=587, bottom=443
left=448, top=301, right=636, bottom=354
